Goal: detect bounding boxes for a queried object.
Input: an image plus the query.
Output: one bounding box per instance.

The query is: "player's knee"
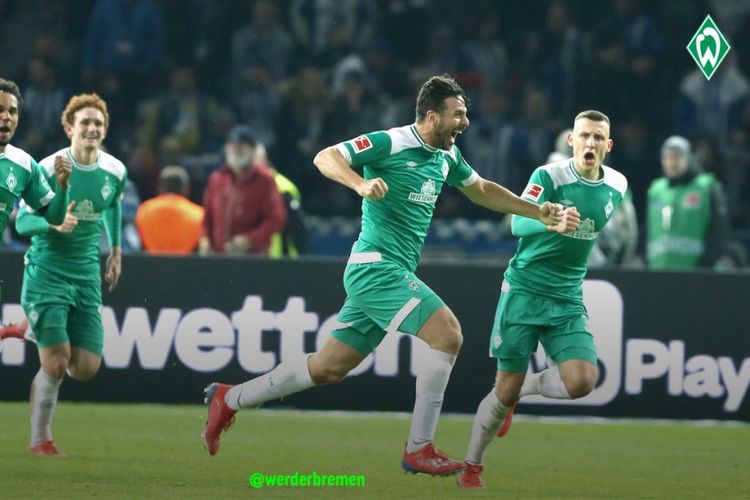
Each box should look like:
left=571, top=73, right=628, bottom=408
left=494, top=373, right=522, bottom=406
left=563, top=371, right=597, bottom=399
left=310, top=364, right=349, bottom=385
left=425, top=312, right=463, bottom=354
left=67, top=363, right=101, bottom=381
left=43, top=358, right=69, bottom=380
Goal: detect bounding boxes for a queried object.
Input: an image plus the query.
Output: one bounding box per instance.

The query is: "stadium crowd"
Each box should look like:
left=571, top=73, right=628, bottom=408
left=1, top=0, right=749, bottom=265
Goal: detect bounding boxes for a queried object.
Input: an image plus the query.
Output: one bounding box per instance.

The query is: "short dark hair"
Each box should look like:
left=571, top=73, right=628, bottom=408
left=415, top=74, right=466, bottom=121
left=574, top=109, right=610, bottom=127
left=159, top=166, right=190, bottom=194
left=0, top=77, right=22, bottom=106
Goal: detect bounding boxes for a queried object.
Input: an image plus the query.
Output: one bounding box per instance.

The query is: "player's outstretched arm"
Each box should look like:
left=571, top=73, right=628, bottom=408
left=16, top=201, right=77, bottom=236
left=460, top=177, right=563, bottom=225
left=313, top=146, right=388, bottom=201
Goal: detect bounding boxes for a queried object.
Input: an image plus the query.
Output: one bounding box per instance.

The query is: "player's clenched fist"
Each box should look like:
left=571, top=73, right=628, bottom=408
left=357, top=177, right=389, bottom=201
left=54, top=155, right=72, bottom=189
left=547, top=207, right=581, bottom=234
left=538, top=201, right=564, bottom=227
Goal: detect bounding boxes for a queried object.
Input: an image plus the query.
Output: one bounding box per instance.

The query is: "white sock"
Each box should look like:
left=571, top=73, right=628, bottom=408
left=464, top=390, right=509, bottom=465
left=406, top=348, right=456, bottom=453
left=520, top=364, right=571, bottom=399
left=225, top=355, right=315, bottom=411
left=30, top=368, right=63, bottom=446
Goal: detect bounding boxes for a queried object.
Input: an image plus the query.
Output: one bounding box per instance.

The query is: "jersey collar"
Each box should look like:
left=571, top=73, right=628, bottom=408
left=67, top=148, right=100, bottom=171
left=409, top=124, right=440, bottom=153
left=568, top=160, right=605, bottom=186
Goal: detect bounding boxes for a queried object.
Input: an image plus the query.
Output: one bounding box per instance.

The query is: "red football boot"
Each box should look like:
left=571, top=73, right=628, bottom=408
left=29, top=440, right=65, bottom=457
left=497, top=402, right=518, bottom=437
left=202, top=383, right=236, bottom=456
left=0, top=319, right=28, bottom=341
left=456, top=463, right=485, bottom=489
left=401, top=443, right=466, bottom=476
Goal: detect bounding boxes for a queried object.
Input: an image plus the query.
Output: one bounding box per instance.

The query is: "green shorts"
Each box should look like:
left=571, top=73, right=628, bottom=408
left=21, top=263, right=104, bottom=355
left=490, top=281, right=596, bottom=372
left=331, top=253, right=445, bottom=355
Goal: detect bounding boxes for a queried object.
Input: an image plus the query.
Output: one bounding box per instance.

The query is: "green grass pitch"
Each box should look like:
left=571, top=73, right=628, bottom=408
left=1, top=402, right=748, bottom=499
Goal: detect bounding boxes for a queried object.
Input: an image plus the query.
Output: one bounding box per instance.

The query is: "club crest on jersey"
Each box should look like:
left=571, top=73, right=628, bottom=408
left=5, top=171, right=17, bottom=191
left=101, top=179, right=112, bottom=199
left=562, top=217, right=598, bottom=240
left=525, top=183, right=543, bottom=202
left=604, top=193, right=614, bottom=218
left=408, top=178, right=438, bottom=204
left=351, top=136, right=373, bottom=153
left=441, top=160, right=449, bottom=180
left=683, top=191, right=701, bottom=208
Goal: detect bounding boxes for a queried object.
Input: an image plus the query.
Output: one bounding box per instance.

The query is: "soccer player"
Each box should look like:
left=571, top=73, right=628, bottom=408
left=203, top=75, right=564, bottom=475
left=0, top=77, right=70, bottom=339
left=457, top=110, right=628, bottom=489
left=15, top=93, right=127, bottom=456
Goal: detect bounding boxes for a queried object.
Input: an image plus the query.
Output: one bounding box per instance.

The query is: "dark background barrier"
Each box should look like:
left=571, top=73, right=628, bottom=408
left=1, top=251, right=749, bottom=420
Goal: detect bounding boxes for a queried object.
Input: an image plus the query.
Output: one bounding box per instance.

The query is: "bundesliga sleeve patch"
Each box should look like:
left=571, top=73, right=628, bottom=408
left=351, top=136, right=373, bottom=154
left=524, top=183, right=544, bottom=202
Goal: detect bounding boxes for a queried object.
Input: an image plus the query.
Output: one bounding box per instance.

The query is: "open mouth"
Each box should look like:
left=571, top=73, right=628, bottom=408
left=0, top=126, right=11, bottom=134
left=450, top=129, right=463, bottom=143
left=584, top=152, right=596, bottom=162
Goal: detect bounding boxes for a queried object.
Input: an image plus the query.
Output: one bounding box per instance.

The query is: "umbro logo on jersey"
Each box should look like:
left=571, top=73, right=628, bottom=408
left=525, top=183, right=543, bottom=202
left=352, top=136, right=373, bottom=153
left=406, top=161, right=417, bottom=170
left=561, top=199, right=574, bottom=207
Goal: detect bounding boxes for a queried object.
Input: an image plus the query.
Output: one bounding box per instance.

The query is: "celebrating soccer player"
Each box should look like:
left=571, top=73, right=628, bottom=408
left=15, top=93, right=127, bottom=456
left=0, top=77, right=71, bottom=340
left=457, top=110, right=628, bottom=489
left=203, top=75, right=564, bottom=475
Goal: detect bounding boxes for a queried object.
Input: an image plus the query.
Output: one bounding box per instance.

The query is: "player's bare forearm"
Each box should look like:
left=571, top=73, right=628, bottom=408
left=314, top=147, right=388, bottom=201
left=461, top=178, right=540, bottom=219
left=314, top=147, right=366, bottom=193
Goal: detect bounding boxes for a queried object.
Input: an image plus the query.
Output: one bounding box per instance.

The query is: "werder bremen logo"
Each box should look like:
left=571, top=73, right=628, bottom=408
left=6, top=171, right=17, bottom=191
left=687, top=15, right=731, bottom=81
left=408, top=178, right=438, bottom=204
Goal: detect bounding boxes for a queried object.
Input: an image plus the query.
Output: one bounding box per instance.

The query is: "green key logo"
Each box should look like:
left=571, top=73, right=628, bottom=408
left=686, top=15, right=731, bottom=81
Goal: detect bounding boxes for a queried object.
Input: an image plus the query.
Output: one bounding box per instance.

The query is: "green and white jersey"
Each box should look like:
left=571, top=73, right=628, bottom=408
left=505, top=159, right=628, bottom=302
left=335, top=124, right=478, bottom=271
left=0, top=144, right=54, bottom=232
left=22, top=148, right=127, bottom=282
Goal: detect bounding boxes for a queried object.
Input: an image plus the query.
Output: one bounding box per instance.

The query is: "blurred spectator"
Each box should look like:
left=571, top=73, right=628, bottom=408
left=673, top=54, right=750, bottom=149
left=546, top=128, right=573, bottom=163
left=167, top=0, right=239, bottom=98
left=16, top=56, right=68, bottom=159
left=82, top=0, right=164, bottom=100
left=323, top=69, right=380, bottom=151
left=523, top=1, right=589, bottom=121
left=646, top=136, right=729, bottom=269
left=136, top=166, right=204, bottom=255
left=271, top=66, right=331, bottom=194
left=461, top=84, right=513, bottom=187
left=234, top=61, right=279, bottom=147
left=590, top=189, right=639, bottom=267
left=199, top=126, right=286, bottom=256
left=132, top=66, right=231, bottom=197
left=254, top=143, right=308, bottom=259
left=290, top=0, right=377, bottom=66
left=458, top=11, right=508, bottom=90
left=231, top=0, right=294, bottom=85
